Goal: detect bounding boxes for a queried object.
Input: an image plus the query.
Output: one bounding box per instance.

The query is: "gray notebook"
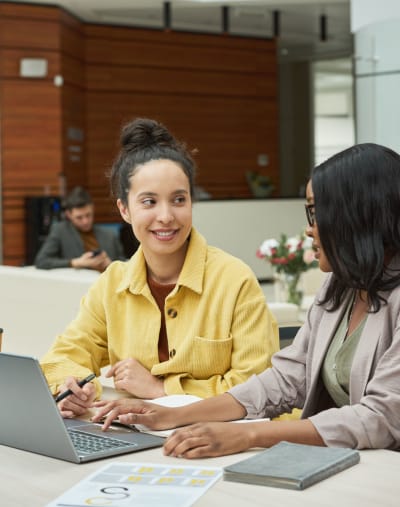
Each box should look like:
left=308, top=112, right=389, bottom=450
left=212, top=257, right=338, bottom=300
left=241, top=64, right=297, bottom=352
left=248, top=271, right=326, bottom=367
left=223, top=441, right=360, bottom=490
left=0, top=352, right=165, bottom=463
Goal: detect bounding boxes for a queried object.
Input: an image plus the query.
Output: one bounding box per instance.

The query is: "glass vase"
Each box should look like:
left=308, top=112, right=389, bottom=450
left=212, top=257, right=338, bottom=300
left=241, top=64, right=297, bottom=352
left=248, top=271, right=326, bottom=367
left=273, top=271, right=303, bottom=306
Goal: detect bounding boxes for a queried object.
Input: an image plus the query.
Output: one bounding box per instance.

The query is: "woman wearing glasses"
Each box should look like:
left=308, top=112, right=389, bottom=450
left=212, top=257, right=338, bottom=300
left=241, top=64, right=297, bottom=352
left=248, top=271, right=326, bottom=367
left=94, top=142, right=400, bottom=455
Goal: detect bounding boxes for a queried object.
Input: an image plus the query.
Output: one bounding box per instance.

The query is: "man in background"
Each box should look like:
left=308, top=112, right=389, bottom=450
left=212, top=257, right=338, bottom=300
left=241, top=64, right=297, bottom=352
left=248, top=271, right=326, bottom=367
left=34, top=187, right=124, bottom=272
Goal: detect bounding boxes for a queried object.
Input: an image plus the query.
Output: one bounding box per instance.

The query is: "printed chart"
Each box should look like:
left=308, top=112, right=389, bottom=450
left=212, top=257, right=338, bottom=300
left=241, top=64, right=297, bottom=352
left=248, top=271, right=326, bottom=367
left=46, top=461, right=222, bottom=507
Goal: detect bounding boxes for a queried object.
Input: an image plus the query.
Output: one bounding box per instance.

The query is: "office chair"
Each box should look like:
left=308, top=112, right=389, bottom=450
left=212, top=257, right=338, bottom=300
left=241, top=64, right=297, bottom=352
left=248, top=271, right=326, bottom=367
left=278, top=325, right=300, bottom=348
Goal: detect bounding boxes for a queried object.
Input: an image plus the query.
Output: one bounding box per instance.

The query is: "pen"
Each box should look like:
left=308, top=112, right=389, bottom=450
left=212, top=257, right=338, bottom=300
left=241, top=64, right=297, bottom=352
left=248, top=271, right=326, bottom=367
left=55, top=373, right=96, bottom=403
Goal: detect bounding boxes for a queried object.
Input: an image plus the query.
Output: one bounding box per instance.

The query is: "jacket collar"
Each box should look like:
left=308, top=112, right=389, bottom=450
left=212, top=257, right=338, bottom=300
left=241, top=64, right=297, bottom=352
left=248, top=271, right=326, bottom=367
left=116, top=227, right=207, bottom=296
left=308, top=255, right=400, bottom=402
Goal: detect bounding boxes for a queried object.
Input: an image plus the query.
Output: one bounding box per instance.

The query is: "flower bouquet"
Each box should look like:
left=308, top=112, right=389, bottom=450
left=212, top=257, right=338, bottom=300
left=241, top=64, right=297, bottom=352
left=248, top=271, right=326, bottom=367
left=257, top=233, right=318, bottom=305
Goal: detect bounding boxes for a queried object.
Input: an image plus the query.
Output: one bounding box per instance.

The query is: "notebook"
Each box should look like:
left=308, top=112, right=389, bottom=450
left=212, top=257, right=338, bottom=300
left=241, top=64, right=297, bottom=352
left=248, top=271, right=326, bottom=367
left=0, top=352, right=165, bottom=463
left=223, top=441, right=360, bottom=490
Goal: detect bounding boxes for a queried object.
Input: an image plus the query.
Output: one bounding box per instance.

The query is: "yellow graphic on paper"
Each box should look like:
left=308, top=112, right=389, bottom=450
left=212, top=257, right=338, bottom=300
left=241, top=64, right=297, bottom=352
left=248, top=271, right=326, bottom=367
left=85, top=497, right=112, bottom=505
left=199, top=470, right=217, bottom=476
left=137, top=466, right=154, bottom=474
left=168, top=468, right=185, bottom=475
left=157, top=477, right=176, bottom=484
left=189, top=479, right=206, bottom=486
left=127, top=475, right=143, bottom=483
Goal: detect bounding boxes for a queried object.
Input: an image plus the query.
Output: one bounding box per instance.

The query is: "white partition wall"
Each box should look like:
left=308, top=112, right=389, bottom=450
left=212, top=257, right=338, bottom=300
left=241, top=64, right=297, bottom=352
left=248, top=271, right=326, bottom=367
left=193, top=198, right=306, bottom=280
left=352, top=1, right=400, bottom=152
left=351, top=0, right=400, bottom=32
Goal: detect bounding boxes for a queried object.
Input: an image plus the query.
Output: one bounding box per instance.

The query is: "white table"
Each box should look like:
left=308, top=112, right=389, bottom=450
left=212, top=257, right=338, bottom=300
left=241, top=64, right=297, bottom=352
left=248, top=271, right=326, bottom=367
left=0, top=443, right=399, bottom=507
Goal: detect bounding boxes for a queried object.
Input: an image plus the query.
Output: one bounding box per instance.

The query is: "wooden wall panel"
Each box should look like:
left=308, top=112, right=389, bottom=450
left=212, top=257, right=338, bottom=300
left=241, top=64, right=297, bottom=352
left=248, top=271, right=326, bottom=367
left=86, top=92, right=279, bottom=208
left=1, top=2, right=279, bottom=264
left=85, top=24, right=272, bottom=50
left=60, top=16, right=86, bottom=193
left=0, top=3, right=64, bottom=265
left=3, top=223, right=25, bottom=264
left=0, top=49, right=60, bottom=77
left=84, top=25, right=279, bottom=222
left=60, top=9, right=85, bottom=57
left=0, top=18, right=60, bottom=50
left=0, top=3, right=59, bottom=20
left=86, top=32, right=275, bottom=72
left=86, top=65, right=275, bottom=97
left=61, top=85, right=86, bottom=190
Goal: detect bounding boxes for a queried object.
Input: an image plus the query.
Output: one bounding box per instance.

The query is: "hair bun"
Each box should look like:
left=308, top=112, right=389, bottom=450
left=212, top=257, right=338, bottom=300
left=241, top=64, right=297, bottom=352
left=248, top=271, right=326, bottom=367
left=121, top=118, right=177, bottom=153
left=110, top=116, right=196, bottom=203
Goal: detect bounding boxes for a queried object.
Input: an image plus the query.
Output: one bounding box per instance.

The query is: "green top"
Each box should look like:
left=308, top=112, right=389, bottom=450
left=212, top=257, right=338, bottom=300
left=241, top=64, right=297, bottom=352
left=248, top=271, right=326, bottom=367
left=322, top=299, right=367, bottom=407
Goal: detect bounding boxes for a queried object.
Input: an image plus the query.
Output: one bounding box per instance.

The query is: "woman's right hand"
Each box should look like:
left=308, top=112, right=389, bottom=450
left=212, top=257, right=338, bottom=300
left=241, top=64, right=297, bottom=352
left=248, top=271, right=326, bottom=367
left=163, top=421, right=253, bottom=459
left=91, top=398, right=176, bottom=431
left=56, top=376, right=97, bottom=418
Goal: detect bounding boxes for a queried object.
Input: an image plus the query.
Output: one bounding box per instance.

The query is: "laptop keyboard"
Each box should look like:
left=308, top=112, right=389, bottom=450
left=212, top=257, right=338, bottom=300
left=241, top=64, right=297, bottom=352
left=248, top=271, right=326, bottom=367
left=68, top=429, right=136, bottom=454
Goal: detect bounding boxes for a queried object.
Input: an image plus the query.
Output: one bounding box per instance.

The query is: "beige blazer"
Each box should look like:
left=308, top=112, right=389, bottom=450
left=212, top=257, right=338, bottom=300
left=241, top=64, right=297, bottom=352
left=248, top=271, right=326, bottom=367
left=230, top=258, right=400, bottom=450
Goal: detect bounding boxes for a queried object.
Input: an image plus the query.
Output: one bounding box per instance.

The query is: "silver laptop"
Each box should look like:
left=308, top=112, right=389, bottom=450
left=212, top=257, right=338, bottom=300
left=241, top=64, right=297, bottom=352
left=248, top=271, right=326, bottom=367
left=0, top=353, right=165, bottom=463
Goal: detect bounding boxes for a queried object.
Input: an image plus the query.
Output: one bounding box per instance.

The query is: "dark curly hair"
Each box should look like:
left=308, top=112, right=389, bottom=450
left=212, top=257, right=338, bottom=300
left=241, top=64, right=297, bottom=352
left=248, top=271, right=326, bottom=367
left=110, top=118, right=196, bottom=205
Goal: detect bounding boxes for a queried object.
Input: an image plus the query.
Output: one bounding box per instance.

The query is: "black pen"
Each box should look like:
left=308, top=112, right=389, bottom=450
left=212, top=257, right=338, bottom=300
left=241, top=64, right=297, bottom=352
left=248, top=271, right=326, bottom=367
left=55, top=373, right=96, bottom=403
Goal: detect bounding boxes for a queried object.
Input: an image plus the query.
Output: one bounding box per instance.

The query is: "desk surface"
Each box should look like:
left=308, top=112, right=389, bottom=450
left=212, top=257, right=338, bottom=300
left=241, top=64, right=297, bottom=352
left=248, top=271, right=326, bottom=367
left=0, top=443, right=399, bottom=507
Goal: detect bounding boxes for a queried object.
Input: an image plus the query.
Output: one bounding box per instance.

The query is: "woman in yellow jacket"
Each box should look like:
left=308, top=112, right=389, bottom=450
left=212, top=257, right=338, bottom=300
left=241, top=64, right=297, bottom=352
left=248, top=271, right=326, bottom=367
left=41, top=118, right=278, bottom=418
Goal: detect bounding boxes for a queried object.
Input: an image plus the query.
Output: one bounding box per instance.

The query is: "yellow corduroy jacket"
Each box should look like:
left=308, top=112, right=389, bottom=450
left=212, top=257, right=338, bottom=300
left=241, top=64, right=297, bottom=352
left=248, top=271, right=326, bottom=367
left=41, top=227, right=278, bottom=398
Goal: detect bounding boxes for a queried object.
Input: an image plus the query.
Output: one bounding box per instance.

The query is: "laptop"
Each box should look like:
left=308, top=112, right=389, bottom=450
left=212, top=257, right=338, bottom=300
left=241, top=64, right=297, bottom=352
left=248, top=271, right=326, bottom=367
left=0, top=352, right=165, bottom=463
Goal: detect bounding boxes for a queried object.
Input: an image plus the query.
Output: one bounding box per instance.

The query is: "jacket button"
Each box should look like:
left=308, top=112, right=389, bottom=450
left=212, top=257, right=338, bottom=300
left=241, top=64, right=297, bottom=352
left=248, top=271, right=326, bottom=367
left=169, top=348, right=176, bottom=358
left=167, top=308, right=178, bottom=318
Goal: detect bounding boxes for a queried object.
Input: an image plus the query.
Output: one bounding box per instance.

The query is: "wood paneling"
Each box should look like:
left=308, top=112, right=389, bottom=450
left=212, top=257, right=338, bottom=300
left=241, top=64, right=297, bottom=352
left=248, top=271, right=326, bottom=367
left=86, top=66, right=275, bottom=97
left=85, top=24, right=278, bottom=220
left=0, top=49, right=60, bottom=77
left=85, top=23, right=272, bottom=50
left=0, top=3, right=59, bottom=20
left=85, top=32, right=275, bottom=72
left=0, top=2, right=279, bottom=265
left=86, top=91, right=279, bottom=205
left=0, top=3, right=63, bottom=265
left=60, top=17, right=86, bottom=192
left=0, top=18, right=60, bottom=50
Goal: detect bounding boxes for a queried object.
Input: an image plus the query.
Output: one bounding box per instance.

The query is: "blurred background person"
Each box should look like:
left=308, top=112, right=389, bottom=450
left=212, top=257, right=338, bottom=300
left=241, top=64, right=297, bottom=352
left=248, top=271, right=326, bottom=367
left=34, top=186, right=124, bottom=272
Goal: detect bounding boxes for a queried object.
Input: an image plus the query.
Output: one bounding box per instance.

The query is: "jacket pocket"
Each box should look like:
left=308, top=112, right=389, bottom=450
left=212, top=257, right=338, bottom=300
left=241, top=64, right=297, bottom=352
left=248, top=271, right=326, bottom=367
left=190, top=335, right=233, bottom=377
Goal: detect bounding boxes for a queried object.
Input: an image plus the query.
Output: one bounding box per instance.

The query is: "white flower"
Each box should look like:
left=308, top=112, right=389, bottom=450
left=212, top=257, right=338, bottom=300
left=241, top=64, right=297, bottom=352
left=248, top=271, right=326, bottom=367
left=259, top=238, right=279, bottom=256
left=286, top=236, right=300, bottom=253
left=302, top=235, right=313, bottom=250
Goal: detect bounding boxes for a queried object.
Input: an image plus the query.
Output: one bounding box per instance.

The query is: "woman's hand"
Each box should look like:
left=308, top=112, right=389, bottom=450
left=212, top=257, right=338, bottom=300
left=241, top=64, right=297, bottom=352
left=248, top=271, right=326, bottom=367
left=106, top=358, right=165, bottom=399
left=91, top=398, right=176, bottom=431
left=56, top=376, right=97, bottom=418
left=163, top=422, right=252, bottom=459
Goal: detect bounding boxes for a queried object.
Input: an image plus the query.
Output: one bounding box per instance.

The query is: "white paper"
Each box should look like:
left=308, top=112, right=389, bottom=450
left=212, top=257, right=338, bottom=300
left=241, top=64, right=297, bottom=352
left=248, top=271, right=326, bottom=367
left=122, top=395, right=270, bottom=438
left=134, top=395, right=203, bottom=437
left=46, top=461, right=222, bottom=507
left=104, top=395, right=270, bottom=438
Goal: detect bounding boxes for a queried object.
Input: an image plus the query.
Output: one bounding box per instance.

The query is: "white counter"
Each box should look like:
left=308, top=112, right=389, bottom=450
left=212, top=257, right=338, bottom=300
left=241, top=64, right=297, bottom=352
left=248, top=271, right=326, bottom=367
left=0, top=265, right=99, bottom=358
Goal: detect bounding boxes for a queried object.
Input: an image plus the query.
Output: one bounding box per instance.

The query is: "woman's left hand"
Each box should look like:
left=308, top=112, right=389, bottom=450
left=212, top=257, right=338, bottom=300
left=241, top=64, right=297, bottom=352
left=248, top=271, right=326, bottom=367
left=106, top=358, right=165, bottom=399
left=163, top=422, right=252, bottom=459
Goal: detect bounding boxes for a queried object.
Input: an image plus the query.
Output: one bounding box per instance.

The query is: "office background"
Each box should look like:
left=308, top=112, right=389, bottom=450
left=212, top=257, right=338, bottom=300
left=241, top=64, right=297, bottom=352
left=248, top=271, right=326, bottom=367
left=0, top=0, right=398, bottom=266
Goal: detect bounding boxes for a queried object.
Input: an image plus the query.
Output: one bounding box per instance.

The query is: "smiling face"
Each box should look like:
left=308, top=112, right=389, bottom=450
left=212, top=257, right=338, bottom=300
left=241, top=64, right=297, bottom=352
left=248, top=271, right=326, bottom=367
left=117, top=159, right=192, bottom=263
left=305, top=180, right=332, bottom=273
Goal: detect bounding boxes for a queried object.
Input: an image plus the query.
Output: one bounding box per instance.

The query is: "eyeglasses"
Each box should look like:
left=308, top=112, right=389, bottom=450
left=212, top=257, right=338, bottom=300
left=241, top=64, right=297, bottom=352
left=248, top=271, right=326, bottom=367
left=304, top=204, right=316, bottom=227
